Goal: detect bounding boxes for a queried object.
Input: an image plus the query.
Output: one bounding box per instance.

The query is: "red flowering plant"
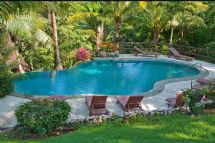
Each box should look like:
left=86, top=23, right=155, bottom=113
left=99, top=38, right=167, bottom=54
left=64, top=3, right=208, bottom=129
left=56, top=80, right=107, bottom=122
left=76, top=48, right=91, bottom=61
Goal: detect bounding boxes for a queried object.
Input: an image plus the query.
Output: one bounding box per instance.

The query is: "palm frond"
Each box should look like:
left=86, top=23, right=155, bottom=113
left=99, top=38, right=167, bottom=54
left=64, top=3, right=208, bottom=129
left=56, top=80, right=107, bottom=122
left=35, top=30, right=53, bottom=48
left=0, top=1, right=56, bottom=20
left=5, top=15, right=33, bottom=39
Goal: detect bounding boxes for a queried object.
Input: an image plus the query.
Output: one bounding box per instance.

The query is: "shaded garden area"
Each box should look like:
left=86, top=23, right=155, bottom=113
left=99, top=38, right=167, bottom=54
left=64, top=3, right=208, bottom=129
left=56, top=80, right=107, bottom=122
left=1, top=1, right=215, bottom=73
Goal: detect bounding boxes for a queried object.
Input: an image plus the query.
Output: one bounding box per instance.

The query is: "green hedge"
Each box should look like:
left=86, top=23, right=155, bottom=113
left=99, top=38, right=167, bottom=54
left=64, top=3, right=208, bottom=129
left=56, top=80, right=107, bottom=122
left=15, top=98, right=71, bottom=136
left=0, top=63, right=14, bottom=98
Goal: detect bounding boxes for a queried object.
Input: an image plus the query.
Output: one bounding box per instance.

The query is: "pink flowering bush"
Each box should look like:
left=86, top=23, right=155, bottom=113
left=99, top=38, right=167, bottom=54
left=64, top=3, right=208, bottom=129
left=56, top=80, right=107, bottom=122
left=76, top=48, right=91, bottom=61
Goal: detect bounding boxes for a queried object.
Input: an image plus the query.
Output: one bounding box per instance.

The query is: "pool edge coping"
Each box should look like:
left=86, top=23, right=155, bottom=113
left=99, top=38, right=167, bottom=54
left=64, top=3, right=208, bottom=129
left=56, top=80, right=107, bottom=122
left=12, top=57, right=209, bottom=99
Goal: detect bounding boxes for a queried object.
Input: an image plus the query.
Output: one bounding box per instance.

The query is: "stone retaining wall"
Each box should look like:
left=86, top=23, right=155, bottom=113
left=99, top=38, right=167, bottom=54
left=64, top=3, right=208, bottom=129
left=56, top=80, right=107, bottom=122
left=67, top=108, right=175, bottom=125
left=0, top=108, right=176, bottom=133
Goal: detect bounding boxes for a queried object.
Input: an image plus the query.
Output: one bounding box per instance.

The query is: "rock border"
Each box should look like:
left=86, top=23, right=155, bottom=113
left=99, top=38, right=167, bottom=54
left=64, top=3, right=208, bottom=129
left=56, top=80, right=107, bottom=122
left=0, top=108, right=176, bottom=132
left=67, top=108, right=176, bottom=125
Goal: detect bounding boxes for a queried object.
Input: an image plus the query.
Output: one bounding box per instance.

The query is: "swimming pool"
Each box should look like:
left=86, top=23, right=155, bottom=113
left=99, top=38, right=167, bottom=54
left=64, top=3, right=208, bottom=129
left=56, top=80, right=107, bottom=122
left=14, top=59, right=201, bottom=96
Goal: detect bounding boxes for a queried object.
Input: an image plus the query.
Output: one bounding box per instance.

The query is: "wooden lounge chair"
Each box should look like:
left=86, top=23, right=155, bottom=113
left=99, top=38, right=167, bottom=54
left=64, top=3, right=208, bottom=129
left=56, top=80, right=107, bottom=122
left=134, top=46, right=160, bottom=57
left=85, top=96, right=109, bottom=116
left=116, top=96, right=144, bottom=111
left=191, top=79, right=212, bottom=90
left=196, top=78, right=215, bottom=85
left=196, top=78, right=210, bottom=84
left=169, top=48, right=194, bottom=61
left=166, top=92, right=184, bottom=108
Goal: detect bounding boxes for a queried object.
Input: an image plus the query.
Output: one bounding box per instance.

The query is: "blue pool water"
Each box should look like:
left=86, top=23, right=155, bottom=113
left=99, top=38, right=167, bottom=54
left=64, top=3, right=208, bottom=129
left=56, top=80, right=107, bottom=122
left=14, top=60, right=200, bottom=96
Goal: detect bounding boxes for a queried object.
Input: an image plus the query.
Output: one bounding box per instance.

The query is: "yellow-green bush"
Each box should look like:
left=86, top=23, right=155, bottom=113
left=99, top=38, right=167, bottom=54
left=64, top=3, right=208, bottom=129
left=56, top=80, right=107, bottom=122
left=0, top=62, right=14, bottom=98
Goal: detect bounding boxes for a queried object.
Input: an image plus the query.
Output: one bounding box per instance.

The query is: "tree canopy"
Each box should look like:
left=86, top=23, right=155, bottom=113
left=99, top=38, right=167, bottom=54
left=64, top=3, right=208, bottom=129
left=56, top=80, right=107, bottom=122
left=0, top=1, right=214, bottom=72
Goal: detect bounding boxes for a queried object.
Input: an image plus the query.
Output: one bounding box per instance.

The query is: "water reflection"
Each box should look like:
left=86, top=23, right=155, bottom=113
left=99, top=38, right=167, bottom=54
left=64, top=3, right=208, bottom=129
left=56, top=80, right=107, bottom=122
left=14, top=60, right=199, bottom=96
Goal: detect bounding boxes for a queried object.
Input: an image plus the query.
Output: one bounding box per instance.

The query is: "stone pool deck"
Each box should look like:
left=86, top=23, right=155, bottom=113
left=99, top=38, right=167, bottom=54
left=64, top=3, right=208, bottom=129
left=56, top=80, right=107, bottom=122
left=1, top=55, right=215, bottom=129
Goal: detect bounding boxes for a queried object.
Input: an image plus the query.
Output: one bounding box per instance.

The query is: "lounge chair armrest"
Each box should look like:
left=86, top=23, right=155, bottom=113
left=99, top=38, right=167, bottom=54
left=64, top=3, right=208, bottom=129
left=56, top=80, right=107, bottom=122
left=127, top=103, right=141, bottom=110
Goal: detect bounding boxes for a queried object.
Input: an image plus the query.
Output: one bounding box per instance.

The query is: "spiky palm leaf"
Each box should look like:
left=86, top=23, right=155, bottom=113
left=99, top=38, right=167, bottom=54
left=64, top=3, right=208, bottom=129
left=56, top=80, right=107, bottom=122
left=0, top=1, right=55, bottom=20
left=35, top=30, right=53, bottom=48
left=0, top=13, right=53, bottom=52
left=5, top=15, right=33, bottom=38
left=67, top=1, right=110, bottom=28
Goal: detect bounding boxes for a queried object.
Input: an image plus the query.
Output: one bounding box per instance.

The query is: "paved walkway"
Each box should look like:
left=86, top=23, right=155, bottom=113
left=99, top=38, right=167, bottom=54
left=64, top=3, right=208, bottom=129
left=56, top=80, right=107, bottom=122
left=1, top=55, right=215, bottom=129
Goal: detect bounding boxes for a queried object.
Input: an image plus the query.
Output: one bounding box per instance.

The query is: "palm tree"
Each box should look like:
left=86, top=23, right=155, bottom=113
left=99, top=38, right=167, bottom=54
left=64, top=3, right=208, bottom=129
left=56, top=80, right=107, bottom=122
left=1, top=14, right=52, bottom=73
left=67, top=2, right=107, bottom=46
left=109, top=1, right=133, bottom=48
left=142, top=2, right=170, bottom=43
left=0, top=1, right=54, bottom=73
left=168, top=17, right=179, bottom=46
left=109, top=1, right=147, bottom=48
left=48, top=8, right=63, bottom=70
left=174, top=2, right=208, bottom=44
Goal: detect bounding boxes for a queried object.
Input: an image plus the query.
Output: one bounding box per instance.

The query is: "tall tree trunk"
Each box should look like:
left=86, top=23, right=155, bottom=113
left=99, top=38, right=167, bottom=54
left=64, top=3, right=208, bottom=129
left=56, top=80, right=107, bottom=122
left=115, top=22, right=120, bottom=49
left=5, top=33, right=25, bottom=73
left=169, top=28, right=174, bottom=46
left=96, top=21, right=104, bottom=46
left=15, top=50, right=25, bottom=73
left=153, top=31, right=159, bottom=43
left=179, top=28, right=184, bottom=45
left=48, top=9, right=63, bottom=70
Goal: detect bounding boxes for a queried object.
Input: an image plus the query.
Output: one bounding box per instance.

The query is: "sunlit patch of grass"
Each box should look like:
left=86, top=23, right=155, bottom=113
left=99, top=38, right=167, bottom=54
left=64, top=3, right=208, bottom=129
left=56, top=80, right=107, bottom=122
left=186, top=121, right=215, bottom=138
left=132, top=124, right=163, bottom=130
left=163, top=132, right=201, bottom=141
left=1, top=113, right=215, bottom=143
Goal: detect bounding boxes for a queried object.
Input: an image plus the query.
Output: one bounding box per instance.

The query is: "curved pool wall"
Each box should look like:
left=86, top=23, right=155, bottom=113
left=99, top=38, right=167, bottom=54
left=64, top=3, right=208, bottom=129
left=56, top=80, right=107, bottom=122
left=13, top=58, right=208, bottom=98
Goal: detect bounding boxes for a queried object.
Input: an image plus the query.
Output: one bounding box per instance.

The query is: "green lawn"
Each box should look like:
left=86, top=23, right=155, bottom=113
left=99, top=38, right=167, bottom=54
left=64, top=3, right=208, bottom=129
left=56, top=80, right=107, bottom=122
left=1, top=113, right=215, bottom=143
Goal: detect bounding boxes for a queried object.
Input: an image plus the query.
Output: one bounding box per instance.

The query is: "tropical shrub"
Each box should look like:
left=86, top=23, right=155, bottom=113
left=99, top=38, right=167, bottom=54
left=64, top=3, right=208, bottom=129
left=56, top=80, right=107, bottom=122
left=159, top=44, right=169, bottom=55
left=60, top=49, right=77, bottom=68
left=76, top=48, right=91, bottom=61
left=183, top=89, right=207, bottom=115
left=23, top=47, right=54, bottom=71
left=15, top=98, right=71, bottom=136
left=203, top=85, right=215, bottom=109
left=58, top=25, right=95, bottom=67
left=0, top=62, right=14, bottom=98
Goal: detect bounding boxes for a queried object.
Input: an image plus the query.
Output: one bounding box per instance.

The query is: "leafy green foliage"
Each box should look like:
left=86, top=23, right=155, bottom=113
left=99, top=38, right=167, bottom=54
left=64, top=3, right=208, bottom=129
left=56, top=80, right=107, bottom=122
left=183, top=89, right=207, bottom=115
left=20, top=45, right=54, bottom=71
left=2, top=113, right=215, bottom=142
left=202, top=84, right=215, bottom=109
left=15, top=98, right=71, bottom=136
left=109, top=114, right=123, bottom=126
left=183, top=82, right=215, bottom=113
left=60, top=49, right=77, bottom=68
left=58, top=25, right=95, bottom=68
left=1, top=1, right=215, bottom=71
left=0, top=62, right=14, bottom=98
